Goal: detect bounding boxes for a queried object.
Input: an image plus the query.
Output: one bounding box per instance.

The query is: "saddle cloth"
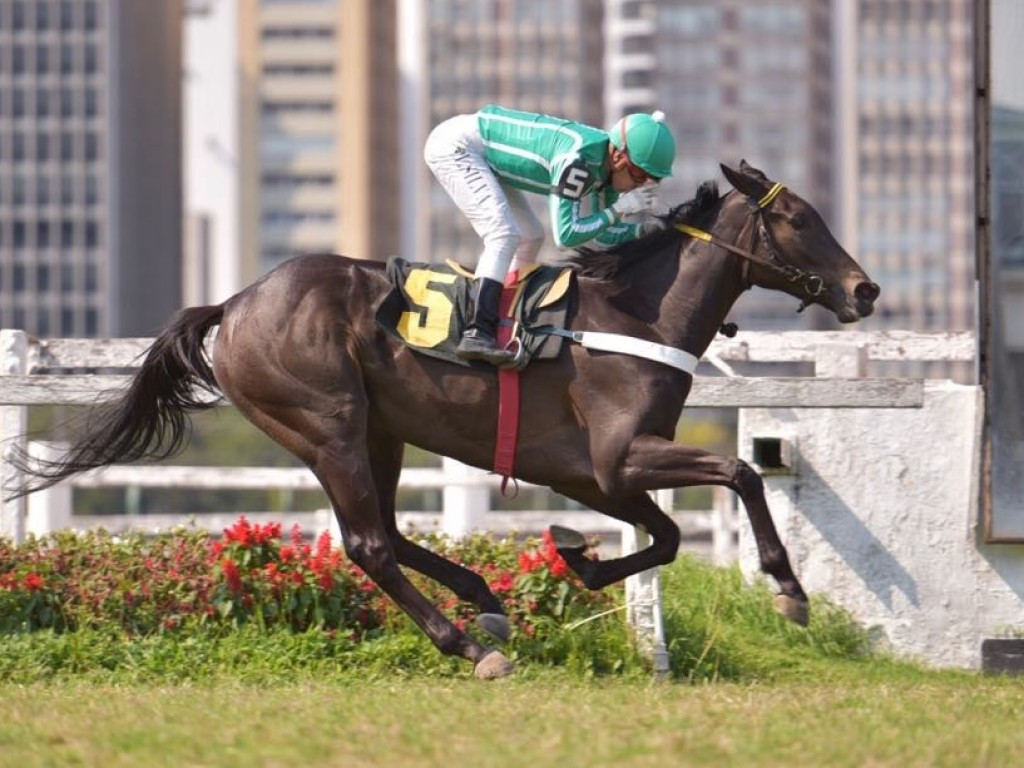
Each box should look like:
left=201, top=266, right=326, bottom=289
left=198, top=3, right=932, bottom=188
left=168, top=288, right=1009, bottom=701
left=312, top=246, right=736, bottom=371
left=375, top=257, right=576, bottom=367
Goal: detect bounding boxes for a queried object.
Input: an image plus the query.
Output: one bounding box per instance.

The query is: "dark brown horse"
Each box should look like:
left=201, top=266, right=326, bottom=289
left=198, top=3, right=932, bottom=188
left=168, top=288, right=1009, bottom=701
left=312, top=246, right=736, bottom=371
left=14, top=162, right=878, bottom=678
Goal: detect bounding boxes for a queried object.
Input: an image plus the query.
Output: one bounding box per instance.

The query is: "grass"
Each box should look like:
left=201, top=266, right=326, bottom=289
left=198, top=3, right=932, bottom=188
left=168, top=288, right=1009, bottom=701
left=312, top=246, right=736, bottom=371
left=1, top=555, right=1023, bottom=766
left=1, top=673, right=1022, bottom=767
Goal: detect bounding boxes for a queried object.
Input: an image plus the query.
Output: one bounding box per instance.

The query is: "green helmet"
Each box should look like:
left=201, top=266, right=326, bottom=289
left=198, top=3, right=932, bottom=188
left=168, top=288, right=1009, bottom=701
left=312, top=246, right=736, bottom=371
left=609, top=111, right=676, bottom=179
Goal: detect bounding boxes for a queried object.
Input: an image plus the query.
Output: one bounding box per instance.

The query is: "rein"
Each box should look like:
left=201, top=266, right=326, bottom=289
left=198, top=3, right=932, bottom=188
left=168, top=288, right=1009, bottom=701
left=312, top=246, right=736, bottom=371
left=675, top=182, right=825, bottom=308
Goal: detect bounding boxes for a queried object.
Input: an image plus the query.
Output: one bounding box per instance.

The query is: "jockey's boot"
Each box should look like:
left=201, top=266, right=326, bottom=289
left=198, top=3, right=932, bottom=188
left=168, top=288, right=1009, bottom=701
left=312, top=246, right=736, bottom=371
left=456, top=277, right=515, bottom=366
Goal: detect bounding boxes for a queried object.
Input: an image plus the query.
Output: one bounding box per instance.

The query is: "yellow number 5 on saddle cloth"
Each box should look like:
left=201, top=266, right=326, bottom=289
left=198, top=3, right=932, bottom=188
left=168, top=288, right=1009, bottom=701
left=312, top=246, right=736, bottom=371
left=375, top=257, right=576, bottom=368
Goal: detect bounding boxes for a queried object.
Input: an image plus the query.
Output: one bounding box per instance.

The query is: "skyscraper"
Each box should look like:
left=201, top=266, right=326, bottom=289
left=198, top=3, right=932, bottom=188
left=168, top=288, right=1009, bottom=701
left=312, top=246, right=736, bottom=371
left=235, top=0, right=398, bottom=282
left=839, top=0, right=975, bottom=339
left=0, top=0, right=183, bottom=337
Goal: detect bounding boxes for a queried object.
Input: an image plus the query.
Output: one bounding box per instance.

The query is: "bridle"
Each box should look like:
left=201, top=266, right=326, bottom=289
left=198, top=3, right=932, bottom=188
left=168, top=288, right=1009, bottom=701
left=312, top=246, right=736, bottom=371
left=675, top=182, right=826, bottom=309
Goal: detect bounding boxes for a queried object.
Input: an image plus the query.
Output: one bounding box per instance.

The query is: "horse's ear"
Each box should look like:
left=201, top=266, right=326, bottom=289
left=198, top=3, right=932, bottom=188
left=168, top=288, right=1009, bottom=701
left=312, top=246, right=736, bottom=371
left=720, top=162, right=770, bottom=199
left=738, top=159, right=769, bottom=180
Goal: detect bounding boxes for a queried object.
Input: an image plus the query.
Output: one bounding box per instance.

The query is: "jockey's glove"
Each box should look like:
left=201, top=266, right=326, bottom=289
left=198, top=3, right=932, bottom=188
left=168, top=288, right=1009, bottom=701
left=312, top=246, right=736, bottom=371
left=611, top=184, right=660, bottom=219
left=640, top=215, right=669, bottom=236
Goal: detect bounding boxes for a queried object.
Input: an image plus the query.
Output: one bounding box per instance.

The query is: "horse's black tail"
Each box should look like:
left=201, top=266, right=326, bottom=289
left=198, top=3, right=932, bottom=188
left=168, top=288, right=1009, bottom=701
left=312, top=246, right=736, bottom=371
left=7, top=304, right=225, bottom=500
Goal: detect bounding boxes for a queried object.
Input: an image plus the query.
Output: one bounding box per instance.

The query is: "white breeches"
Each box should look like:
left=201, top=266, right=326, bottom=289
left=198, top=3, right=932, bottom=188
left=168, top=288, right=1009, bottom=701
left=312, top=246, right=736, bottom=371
left=424, top=114, right=545, bottom=283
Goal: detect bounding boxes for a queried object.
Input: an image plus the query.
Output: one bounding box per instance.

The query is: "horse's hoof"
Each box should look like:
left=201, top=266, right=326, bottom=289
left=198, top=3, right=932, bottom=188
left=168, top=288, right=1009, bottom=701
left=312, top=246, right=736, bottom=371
left=549, top=525, right=586, bottom=551
left=476, top=613, right=511, bottom=643
left=774, top=594, right=810, bottom=626
left=474, top=651, right=514, bottom=680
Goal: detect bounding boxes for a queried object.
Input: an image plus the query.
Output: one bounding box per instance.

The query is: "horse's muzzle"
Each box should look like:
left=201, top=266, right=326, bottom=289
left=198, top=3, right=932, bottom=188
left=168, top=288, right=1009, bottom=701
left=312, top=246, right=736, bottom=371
left=853, top=280, right=880, bottom=318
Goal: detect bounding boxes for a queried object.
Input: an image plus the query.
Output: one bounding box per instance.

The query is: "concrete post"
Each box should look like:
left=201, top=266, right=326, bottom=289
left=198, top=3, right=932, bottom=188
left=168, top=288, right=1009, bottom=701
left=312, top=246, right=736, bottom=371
left=25, top=442, right=73, bottom=537
left=0, top=330, right=28, bottom=543
left=622, top=488, right=672, bottom=680
left=711, top=485, right=739, bottom=565
left=441, top=457, right=490, bottom=537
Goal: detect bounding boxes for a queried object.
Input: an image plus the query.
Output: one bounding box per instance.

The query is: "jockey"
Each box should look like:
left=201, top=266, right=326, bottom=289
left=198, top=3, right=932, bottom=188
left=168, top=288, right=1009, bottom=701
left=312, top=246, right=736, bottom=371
left=424, top=104, right=677, bottom=366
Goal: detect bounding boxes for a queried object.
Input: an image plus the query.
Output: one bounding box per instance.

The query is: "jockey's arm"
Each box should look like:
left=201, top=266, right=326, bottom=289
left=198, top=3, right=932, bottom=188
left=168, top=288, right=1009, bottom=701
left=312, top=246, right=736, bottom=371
left=548, top=186, right=644, bottom=250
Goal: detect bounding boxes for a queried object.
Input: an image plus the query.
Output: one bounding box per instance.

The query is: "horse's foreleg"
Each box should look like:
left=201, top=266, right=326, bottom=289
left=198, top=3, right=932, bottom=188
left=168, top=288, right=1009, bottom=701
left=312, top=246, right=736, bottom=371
left=368, top=432, right=510, bottom=642
left=619, top=435, right=809, bottom=624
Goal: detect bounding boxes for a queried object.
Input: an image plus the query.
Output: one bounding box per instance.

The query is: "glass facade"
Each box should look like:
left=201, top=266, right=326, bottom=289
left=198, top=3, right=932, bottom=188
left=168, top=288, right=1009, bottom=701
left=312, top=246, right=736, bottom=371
left=0, top=0, right=107, bottom=337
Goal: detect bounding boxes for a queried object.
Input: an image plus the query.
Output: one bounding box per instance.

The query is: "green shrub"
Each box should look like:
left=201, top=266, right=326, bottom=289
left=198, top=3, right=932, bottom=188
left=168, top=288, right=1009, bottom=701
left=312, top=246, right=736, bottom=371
left=0, top=520, right=878, bottom=681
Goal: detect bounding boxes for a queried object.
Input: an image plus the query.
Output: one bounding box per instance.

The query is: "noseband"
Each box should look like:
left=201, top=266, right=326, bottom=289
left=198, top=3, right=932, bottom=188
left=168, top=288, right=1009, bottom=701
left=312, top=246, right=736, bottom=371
left=675, top=182, right=826, bottom=308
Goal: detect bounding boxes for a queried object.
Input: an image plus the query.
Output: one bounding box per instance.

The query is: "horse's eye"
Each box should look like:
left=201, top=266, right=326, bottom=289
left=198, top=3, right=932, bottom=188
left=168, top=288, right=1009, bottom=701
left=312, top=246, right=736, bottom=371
left=790, top=213, right=806, bottom=230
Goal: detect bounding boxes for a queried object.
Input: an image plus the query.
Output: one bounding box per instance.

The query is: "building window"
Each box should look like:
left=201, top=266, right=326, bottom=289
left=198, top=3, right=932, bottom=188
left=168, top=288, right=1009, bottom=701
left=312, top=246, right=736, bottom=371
left=60, top=44, right=74, bottom=75
left=84, top=44, right=98, bottom=74
left=35, top=1, right=51, bottom=30
left=12, top=1, right=26, bottom=30
left=84, top=1, right=98, bottom=31
left=36, top=44, right=50, bottom=74
left=12, top=88, right=26, bottom=118
left=13, top=45, right=26, bottom=75
left=261, top=26, right=335, bottom=40
left=36, top=88, right=52, bottom=118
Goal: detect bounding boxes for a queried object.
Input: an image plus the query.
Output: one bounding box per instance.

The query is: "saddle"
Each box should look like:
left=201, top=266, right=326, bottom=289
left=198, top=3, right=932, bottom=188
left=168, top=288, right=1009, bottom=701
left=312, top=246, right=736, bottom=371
left=376, top=257, right=577, bottom=369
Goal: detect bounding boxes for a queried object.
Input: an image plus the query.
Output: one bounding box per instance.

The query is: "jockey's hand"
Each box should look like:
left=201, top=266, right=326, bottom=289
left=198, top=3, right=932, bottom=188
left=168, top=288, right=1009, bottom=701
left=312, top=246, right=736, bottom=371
left=611, top=184, right=659, bottom=218
left=640, top=215, right=669, bottom=236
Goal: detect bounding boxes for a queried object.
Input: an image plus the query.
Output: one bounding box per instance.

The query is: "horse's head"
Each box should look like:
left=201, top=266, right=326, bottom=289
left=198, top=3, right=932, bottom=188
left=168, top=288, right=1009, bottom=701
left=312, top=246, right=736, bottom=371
left=721, top=161, right=879, bottom=323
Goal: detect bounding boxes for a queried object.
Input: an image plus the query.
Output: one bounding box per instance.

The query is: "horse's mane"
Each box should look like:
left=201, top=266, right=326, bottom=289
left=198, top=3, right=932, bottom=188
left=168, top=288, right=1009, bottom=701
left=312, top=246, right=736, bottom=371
left=564, top=180, right=721, bottom=280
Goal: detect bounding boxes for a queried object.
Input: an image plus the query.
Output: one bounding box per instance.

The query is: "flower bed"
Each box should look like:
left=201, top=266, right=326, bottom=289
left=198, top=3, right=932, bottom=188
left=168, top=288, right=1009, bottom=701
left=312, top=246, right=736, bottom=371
left=0, top=517, right=620, bottom=648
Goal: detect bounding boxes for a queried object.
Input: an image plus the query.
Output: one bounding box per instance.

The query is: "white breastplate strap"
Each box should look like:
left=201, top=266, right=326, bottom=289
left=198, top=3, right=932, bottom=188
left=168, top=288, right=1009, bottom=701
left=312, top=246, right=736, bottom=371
left=570, top=331, right=699, bottom=375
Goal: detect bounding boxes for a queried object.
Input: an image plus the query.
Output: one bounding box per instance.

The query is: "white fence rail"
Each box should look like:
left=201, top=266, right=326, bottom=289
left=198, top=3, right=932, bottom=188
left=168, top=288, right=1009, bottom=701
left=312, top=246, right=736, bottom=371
left=1, top=329, right=972, bottom=549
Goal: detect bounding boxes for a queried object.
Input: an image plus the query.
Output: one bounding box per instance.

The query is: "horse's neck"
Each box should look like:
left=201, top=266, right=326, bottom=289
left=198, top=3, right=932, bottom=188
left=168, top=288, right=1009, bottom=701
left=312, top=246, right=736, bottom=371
left=658, top=193, right=750, bottom=357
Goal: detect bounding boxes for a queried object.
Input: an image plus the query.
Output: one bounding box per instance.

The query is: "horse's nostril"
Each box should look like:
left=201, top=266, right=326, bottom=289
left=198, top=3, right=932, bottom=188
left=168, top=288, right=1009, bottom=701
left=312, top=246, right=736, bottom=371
left=855, top=281, right=880, bottom=303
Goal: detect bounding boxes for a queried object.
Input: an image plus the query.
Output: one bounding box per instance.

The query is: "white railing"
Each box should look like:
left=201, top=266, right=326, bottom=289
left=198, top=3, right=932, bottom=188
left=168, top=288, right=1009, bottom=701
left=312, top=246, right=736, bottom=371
left=0, top=328, right=973, bottom=548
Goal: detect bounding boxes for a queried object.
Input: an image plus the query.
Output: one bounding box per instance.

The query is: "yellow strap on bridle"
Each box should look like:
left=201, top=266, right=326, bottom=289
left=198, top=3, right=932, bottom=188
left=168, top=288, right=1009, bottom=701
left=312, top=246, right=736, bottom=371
left=757, top=182, right=785, bottom=209
left=674, top=222, right=713, bottom=241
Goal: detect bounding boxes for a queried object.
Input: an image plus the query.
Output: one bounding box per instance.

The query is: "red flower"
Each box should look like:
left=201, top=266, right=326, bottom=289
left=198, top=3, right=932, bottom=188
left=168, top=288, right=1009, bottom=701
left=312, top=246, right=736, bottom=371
left=23, top=573, right=45, bottom=591
left=224, top=516, right=252, bottom=545
left=518, top=551, right=544, bottom=573
left=316, top=530, right=332, bottom=558
left=253, top=521, right=282, bottom=546
left=489, top=571, right=515, bottom=594
left=220, top=558, right=243, bottom=593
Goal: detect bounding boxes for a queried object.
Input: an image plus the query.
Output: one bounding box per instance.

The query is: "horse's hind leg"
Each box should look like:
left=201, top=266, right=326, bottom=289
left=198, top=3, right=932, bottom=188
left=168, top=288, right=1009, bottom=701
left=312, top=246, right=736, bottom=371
left=313, top=440, right=513, bottom=678
left=548, top=484, right=680, bottom=590
left=367, top=429, right=511, bottom=642
left=224, top=386, right=513, bottom=678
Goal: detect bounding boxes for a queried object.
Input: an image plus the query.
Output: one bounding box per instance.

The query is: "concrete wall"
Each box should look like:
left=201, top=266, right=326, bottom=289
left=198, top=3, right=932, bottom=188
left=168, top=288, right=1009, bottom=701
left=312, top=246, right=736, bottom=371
left=738, top=381, right=1024, bottom=669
